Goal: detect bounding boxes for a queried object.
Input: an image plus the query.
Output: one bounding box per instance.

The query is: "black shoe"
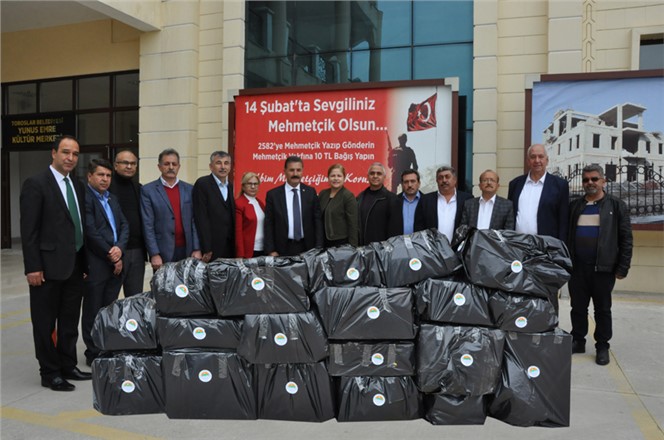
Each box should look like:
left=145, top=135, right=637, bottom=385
left=596, top=348, right=610, bottom=365
left=41, top=376, right=75, bottom=391
left=572, top=340, right=586, bottom=354
left=62, top=367, right=92, bottom=381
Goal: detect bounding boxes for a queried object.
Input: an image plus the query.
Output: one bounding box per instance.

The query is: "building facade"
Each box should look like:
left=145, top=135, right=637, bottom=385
left=2, top=0, right=663, bottom=292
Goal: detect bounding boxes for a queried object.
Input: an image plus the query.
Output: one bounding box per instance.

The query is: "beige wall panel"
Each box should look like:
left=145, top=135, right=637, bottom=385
left=548, top=17, right=582, bottom=51
left=200, top=0, right=224, bottom=15
left=475, top=25, right=498, bottom=56
left=498, top=130, right=524, bottom=150
left=1, top=20, right=139, bottom=82
left=498, top=92, right=524, bottom=112
left=222, top=0, right=245, bottom=20
left=497, top=16, right=548, bottom=38
left=200, top=12, right=223, bottom=30
left=474, top=57, right=498, bottom=88
left=615, top=265, right=664, bottom=293
left=223, top=19, right=245, bottom=47
left=199, top=107, right=223, bottom=124
left=497, top=148, right=526, bottom=169
left=497, top=111, right=525, bottom=131
left=595, top=48, right=631, bottom=70
left=498, top=1, right=547, bottom=20
left=595, top=29, right=631, bottom=49
left=222, top=47, right=245, bottom=75
left=140, top=78, right=198, bottom=105
left=498, top=54, right=547, bottom=74
left=139, top=51, right=198, bottom=80
left=199, top=122, right=223, bottom=139
left=141, top=104, right=198, bottom=132
left=201, top=43, right=224, bottom=61
left=522, top=34, right=548, bottom=54
left=200, top=28, right=224, bottom=46
left=473, top=121, right=498, bottom=153
left=498, top=36, right=525, bottom=55
left=497, top=73, right=527, bottom=93
left=549, top=0, right=583, bottom=18
left=473, top=89, right=498, bottom=121
left=475, top=0, right=497, bottom=25
left=548, top=51, right=582, bottom=73
left=200, top=59, right=224, bottom=77
left=162, top=1, right=199, bottom=25
left=200, top=75, right=223, bottom=92
left=141, top=24, right=199, bottom=54
left=199, top=91, right=224, bottom=107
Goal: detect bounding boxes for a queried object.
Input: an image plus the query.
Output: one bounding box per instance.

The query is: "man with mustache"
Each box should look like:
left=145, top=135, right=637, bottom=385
left=420, top=165, right=473, bottom=243
left=264, top=155, right=323, bottom=256
left=567, top=164, right=632, bottom=366
left=460, top=169, right=515, bottom=230
left=357, top=162, right=403, bottom=245
left=141, top=148, right=201, bottom=271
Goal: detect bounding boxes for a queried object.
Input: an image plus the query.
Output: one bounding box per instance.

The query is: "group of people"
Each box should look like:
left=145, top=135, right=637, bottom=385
left=21, top=136, right=632, bottom=392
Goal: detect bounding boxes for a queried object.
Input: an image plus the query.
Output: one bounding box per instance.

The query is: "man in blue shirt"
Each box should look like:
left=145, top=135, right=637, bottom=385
left=399, top=169, right=425, bottom=234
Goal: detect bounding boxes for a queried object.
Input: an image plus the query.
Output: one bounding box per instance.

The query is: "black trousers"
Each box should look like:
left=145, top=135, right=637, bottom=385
left=29, top=256, right=85, bottom=378
left=82, top=274, right=123, bottom=362
left=121, top=248, right=146, bottom=297
left=284, top=239, right=307, bottom=256
left=569, top=262, right=616, bottom=350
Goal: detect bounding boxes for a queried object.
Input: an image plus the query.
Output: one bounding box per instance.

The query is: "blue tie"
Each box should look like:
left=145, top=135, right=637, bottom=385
left=292, top=188, right=302, bottom=241
left=100, top=193, right=118, bottom=242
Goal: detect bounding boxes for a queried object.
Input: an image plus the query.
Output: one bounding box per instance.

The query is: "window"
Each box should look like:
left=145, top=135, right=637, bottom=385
left=569, top=138, right=572, bottom=152
left=640, top=34, right=664, bottom=70
left=78, top=76, right=109, bottom=109
left=6, top=83, right=36, bottom=114
left=611, top=136, right=618, bottom=150
left=40, top=80, right=72, bottom=112
left=593, top=133, right=600, bottom=148
left=646, top=141, right=651, bottom=153
left=576, top=134, right=580, bottom=149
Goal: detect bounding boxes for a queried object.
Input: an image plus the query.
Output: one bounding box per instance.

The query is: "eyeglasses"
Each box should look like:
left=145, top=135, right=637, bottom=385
left=480, top=178, right=496, bottom=184
left=582, top=177, right=601, bottom=183
left=116, top=161, right=137, bottom=167
left=244, top=182, right=259, bottom=187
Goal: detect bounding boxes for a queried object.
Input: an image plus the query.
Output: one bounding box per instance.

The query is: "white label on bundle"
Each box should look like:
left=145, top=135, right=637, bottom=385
left=274, top=332, right=288, bottom=346
left=515, top=316, right=528, bottom=328
left=125, top=319, right=138, bottom=332
left=371, top=353, right=384, bottom=366
left=366, top=306, right=380, bottom=319
left=175, top=284, right=189, bottom=298
left=511, top=260, right=523, bottom=273
left=121, top=380, right=135, bottom=393
left=453, top=293, right=466, bottom=306
left=460, top=353, right=474, bottom=367
left=251, top=277, right=265, bottom=291
left=198, top=369, right=212, bottom=383
left=346, top=267, right=360, bottom=281
left=527, top=365, right=541, bottom=378
left=408, top=258, right=422, bottom=271
left=193, top=327, right=207, bottom=340
left=373, top=393, right=386, bottom=406
left=285, top=381, right=298, bottom=394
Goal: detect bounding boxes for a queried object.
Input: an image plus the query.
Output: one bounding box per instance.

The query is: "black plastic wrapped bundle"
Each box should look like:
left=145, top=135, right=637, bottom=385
left=313, top=286, right=416, bottom=340
left=157, top=317, right=242, bottom=350
left=417, top=324, right=505, bottom=395
left=328, top=342, right=416, bottom=377
left=208, top=256, right=309, bottom=316
left=488, top=328, right=572, bottom=427
left=415, top=278, right=493, bottom=327
left=255, top=362, right=335, bottom=422
left=237, top=312, right=328, bottom=364
left=303, top=245, right=382, bottom=291
left=92, top=354, right=164, bottom=415
left=424, top=394, right=487, bottom=425
left=150, top=258, right=215, bottom=316
left=371, top=229, right=461, bottom=287
left=336, top=376, right=421, bottom=421
left=489, top=291, right=558, bottom=333
left=460, top=229, right=572, bottom=299
left=162, top=350, right=256, bottom=419
left=91, top=294, right=158, bottom=351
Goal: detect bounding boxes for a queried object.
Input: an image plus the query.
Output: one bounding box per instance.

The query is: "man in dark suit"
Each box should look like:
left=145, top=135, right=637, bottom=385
left=20, top=135, right=91, bottom=391
left=82, top=158, right=129, bottom=366
left=460, top=169, right=515, bottom=230
left=398, top=169, right=425, bottom=234
left=508, top=144, right=569, bottom=240
left=420, top=165, right=473, bottom=242
left=110, top=149, right=146, bottom=296
left=141, top=148, right=201, bottom=271
left=193, top=151, right=235, bottom=262
left=357, top=162, right=403, bottom=245
left=264, top=156, right=323, bottom=256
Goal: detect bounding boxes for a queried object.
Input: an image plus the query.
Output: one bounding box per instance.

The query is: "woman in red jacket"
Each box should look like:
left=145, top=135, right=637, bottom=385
left=235, top=172, right=266, bottom=258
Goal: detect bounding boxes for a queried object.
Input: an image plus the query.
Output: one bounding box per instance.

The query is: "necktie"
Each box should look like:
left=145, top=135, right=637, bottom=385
left=64, top=177, right=83, bottom=251
left=100, top=194, right=118, bottom=242
left=292, top=188, right=302, bottom=241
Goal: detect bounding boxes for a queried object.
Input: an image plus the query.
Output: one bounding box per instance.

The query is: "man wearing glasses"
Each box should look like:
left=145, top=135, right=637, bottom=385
left=460, top=169, right=514, bottom=230
left=567, top=164, right=632, bottom=366
left=110, top=150, right=146, bottom=296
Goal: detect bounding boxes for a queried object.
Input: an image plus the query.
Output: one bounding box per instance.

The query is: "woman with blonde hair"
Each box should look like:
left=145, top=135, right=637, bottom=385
left=318, top=164, right=358, bottom=247
left=235, top=172, right=266, bottom=257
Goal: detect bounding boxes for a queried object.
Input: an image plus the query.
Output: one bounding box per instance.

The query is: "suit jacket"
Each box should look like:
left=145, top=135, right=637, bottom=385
left=235, top=193, right=266, bottom=258
left=460, top=195, right=515, bottom=230
left=420, top=189, right=473, bottom=231
left=508, top=172, right=569, bottom=240
left=141, top=178, right=200, bottom=262
left=319, top=186, right=359, bottom=246
left=84, top=186, right=130, bottom=282
left=356, top=186, right=403, bottom=245
left=397, top=190, right=426, bottom=234
left=264, top=183, right=323, bottom=255
left=193, top=174, right=236, bottom=259
left=20, top=168, right=88, bottom=280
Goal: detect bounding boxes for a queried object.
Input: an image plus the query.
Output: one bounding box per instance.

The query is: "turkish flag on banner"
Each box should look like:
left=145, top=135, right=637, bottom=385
left=407, top=93, right=437, bottom=131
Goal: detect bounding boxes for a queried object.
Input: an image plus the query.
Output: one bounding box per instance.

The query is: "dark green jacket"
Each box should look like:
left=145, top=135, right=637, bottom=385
left=319, top=186, right=358, bottom=246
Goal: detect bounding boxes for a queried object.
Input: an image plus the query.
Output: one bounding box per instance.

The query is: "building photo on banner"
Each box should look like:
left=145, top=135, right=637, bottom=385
left=233, top=81, right=453, bottom=195
left=531, top=73, right=664, bottom=226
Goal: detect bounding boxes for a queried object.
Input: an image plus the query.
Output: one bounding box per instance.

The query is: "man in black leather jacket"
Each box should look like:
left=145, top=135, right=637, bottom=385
left=357, top=163, right=403, bottom=245
left=567, top=164, right=633, bottom=366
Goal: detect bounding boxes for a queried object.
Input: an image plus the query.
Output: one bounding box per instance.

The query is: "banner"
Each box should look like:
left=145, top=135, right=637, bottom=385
left=234, top=84, right=453, bottom=195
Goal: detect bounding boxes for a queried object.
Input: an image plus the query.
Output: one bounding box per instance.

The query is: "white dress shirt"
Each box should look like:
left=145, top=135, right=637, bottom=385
left=436, top=190, right=457, bottom=242
left=516, top=172, right=547, bottom=235
left=285, top=184, right=303, bottom=240
left=212, top=174, right=228, bottom=201
left=477, top=195, right=496, bottom=230
left=244, top=194, right=265, bottom=251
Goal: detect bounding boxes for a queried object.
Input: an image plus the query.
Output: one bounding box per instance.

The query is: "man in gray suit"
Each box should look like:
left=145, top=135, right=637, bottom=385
left=460, top=169, right=515, bottom=230
left=141, top=149, right=201, bottom=272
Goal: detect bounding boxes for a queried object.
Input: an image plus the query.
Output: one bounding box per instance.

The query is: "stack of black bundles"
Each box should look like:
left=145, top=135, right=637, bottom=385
left=371, top=229, right=461, bottom=287
left=303, top=245, right=382, bottom=292
left=90, top=294, right=164, bottom=415
left=209, top=256, right=334, bottom=422
left=151, top=258, right=216, bottom=317
left=314, top=285, right=420, bottom=421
